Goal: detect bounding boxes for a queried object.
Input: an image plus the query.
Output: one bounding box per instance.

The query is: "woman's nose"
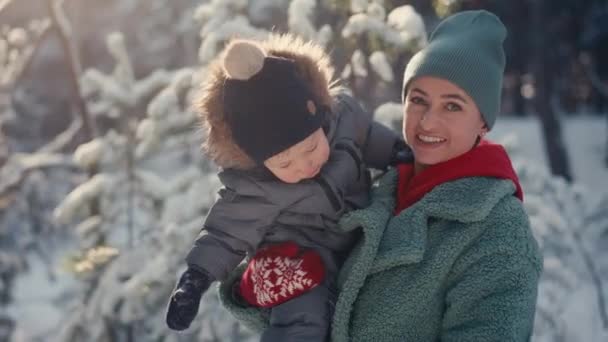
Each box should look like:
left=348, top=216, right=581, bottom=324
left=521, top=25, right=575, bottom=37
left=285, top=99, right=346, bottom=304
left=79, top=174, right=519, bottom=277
left=419, top=109, right=438, bottom=129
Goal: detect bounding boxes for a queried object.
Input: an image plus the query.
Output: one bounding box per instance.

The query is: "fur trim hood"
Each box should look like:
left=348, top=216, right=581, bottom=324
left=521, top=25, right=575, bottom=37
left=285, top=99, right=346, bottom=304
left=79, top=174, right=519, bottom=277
left=194, top=33, right=340, bottom=169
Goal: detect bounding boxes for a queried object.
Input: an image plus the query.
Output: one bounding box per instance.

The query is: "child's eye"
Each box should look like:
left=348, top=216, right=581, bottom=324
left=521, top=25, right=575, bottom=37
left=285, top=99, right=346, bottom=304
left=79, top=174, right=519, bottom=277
left=445, top=102, right=462, bottom=112
left=279, top=162, right=292, bottom=169
left=306, top=144, right=318, bottom=153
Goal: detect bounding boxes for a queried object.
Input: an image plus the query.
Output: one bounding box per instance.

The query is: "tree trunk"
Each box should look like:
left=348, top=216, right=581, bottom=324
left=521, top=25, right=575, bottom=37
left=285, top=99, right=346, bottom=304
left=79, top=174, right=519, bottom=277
left=531, top=0, right=573, bottom=181
left=46, top=0, right=97, bottom=141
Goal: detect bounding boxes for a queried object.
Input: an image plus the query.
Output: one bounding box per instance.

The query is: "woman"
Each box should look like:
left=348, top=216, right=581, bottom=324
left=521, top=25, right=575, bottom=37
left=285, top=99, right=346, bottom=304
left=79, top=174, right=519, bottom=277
left=219, top=10, right=542, bottom=342
left=329, top=10, right=542, bottom=341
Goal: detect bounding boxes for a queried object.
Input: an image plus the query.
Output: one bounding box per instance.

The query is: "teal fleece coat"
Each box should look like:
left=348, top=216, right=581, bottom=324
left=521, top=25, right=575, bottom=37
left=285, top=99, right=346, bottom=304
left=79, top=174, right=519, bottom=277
left=218, top=169, right=543, bottom=341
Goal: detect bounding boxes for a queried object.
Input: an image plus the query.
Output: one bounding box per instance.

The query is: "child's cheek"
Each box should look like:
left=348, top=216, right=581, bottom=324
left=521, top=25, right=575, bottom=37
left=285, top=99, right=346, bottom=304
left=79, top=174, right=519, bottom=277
left=322, top=141, right=331, bottom=165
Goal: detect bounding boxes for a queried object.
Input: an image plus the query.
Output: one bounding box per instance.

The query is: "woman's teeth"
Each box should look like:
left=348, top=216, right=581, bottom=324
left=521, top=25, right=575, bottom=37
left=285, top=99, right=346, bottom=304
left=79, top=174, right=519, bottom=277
left=417, top=134, right=446, bottom=143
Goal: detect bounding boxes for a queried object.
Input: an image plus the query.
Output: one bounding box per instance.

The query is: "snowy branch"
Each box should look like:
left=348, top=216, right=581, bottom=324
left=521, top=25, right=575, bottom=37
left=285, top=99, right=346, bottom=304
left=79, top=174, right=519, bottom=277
left=107, top=33, right=134, bottom=85
left=0, top=153, right=76, bottom=194
left=373, top=101, right=402, bottom=130
left=369, top=51, right=394, bottom=82
left=342, top=5, right=426, bottom=50
left=198, top=16, right=268, bottom=64
left=53, top=174, right=113, bottom=225
left=0, top=20, right=52, bottom=93
left=0, top=153, right=77, bottom=212
left=0, top=0, right=12, bottom=14
left=36, top=107, right=83, bottom=154
left=288, top=0, right=316, bottom=40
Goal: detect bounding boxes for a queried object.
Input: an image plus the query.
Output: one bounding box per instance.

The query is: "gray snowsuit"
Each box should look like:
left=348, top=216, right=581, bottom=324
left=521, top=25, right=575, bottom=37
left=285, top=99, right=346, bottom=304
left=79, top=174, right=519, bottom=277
left=185, top=94, right=403, bottom=341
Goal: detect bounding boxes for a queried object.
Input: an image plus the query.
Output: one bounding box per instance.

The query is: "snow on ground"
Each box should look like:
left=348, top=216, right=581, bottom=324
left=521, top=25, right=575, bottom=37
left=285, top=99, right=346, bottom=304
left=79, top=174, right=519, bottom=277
left=7, top=249, right=78, bottom=341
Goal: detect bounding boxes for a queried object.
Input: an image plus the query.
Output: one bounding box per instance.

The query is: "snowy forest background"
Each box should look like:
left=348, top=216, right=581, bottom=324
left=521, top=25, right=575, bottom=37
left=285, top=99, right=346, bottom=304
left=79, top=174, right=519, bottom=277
left=1, top=0, right=607, bottom=341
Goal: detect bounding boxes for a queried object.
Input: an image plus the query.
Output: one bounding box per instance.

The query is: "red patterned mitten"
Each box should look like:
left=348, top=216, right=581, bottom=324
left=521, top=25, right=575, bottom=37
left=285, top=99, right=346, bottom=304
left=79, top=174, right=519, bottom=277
left=239, top=241, right=325, bottom=308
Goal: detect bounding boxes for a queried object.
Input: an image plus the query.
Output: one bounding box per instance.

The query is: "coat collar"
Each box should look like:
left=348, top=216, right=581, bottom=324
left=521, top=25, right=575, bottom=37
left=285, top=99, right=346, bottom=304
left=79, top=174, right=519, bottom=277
left=341, top=169, right=518, bottom=275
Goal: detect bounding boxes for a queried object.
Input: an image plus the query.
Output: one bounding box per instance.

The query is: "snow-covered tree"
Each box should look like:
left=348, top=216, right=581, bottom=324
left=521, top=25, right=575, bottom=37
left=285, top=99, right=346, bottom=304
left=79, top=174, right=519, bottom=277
left=339, top=2, right=426, bottom=106
left=48, top=31, right=247, bottom=340
left=0, top=16, right=74, bottom=342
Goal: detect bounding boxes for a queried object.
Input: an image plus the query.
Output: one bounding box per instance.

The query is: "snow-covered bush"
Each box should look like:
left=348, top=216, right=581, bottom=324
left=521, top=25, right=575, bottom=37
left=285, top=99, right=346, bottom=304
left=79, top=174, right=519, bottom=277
left=503, top=137, right=608, bottom=342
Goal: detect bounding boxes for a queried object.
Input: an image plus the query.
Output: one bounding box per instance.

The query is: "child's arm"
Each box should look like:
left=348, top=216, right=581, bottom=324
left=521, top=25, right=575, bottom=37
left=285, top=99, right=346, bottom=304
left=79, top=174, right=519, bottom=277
left=167, top=188, right=280, bottom=331
left=334, top=93, right=412, bottom=169
left=185, top=189, right=279, bottom=281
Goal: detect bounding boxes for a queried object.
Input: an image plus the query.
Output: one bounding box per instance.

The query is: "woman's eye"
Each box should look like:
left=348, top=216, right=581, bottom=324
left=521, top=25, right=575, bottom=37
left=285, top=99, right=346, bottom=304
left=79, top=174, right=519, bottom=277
left=279, top=163, right=291, bottom=169
left=446, top=102, right=462, bottom=112
left=409, top=96, right=426, bottom=105
left=306, top=144, right=318, bottom=153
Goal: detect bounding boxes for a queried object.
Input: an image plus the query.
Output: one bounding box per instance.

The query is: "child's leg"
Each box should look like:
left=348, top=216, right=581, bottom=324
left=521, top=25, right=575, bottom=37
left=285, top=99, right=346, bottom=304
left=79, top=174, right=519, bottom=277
left=260, top=278, right=336, bottom=342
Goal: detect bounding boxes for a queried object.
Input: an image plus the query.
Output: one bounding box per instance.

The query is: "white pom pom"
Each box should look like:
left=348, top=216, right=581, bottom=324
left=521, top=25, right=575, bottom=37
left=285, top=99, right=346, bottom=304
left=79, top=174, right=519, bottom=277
left=222, top=40, right=267, bottom=80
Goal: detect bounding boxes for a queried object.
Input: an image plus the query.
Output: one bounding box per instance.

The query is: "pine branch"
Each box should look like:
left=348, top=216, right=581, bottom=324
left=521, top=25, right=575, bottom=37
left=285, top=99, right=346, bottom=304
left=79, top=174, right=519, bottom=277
left=36, top=105, right=83, bottom=154
left=126, top=119, right=136, bottom=248
left=0, top=153, right=78, bottom=208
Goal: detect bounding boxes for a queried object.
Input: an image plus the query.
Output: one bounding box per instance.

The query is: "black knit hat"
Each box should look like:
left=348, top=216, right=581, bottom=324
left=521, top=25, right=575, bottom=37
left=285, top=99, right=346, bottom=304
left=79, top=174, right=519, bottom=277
left=224, top=56, right=326, bottom=164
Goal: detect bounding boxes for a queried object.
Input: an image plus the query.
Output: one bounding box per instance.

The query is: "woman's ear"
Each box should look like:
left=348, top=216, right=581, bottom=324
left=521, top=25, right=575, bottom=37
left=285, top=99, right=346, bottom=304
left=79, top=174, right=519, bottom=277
left=480, top=123, right=489, bottom=136
left=477, top=123, right=490, bottom=139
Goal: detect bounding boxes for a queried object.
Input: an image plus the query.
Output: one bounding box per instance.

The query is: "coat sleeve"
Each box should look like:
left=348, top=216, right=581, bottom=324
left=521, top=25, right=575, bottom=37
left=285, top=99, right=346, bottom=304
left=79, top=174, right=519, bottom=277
left=334, top=93, right=403, bottom=170
left=317, top=139, right=364, bottom=206
left=185, top=188, right=280, bottom=281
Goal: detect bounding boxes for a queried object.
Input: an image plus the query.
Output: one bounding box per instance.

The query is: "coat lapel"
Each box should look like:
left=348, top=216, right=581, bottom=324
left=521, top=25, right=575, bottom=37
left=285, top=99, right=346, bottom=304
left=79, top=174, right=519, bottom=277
left=371, top=204, right=427, bottom=273
left=370, top=176, right=517, bottom=275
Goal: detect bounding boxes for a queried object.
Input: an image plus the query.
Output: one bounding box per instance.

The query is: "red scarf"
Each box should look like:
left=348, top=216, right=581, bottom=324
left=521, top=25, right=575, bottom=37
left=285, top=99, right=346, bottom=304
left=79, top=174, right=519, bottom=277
left=395, top=139, right=523, bottom=215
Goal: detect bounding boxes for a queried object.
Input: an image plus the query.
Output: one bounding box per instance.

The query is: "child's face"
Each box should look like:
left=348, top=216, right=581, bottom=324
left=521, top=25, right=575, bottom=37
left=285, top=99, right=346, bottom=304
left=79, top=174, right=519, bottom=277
left=403, top=76, right=488, bottom=173
left=264, top=128, right=330, bottom=183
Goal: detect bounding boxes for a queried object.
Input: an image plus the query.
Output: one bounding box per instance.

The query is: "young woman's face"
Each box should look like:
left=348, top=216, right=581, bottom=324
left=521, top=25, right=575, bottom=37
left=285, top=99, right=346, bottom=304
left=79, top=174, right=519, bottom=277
left=264, top=128, right=330, bottom=183
left=403, top=76, right=488, bottom=172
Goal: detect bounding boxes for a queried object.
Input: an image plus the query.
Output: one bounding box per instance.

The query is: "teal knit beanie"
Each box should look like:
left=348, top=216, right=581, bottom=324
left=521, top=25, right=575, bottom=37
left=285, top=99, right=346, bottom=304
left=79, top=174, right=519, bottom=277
left=402, top=10, right=507, bottom=129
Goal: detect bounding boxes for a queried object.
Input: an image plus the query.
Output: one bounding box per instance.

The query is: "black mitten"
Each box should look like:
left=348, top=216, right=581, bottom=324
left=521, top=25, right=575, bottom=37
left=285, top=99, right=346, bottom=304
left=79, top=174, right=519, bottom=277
left=166, top=267, right=214, bottom=331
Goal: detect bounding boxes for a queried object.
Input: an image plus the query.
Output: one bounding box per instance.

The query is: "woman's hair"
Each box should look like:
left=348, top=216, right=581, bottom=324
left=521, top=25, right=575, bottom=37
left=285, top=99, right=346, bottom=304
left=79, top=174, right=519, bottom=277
left=222, top=41, right=267, bottom=80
